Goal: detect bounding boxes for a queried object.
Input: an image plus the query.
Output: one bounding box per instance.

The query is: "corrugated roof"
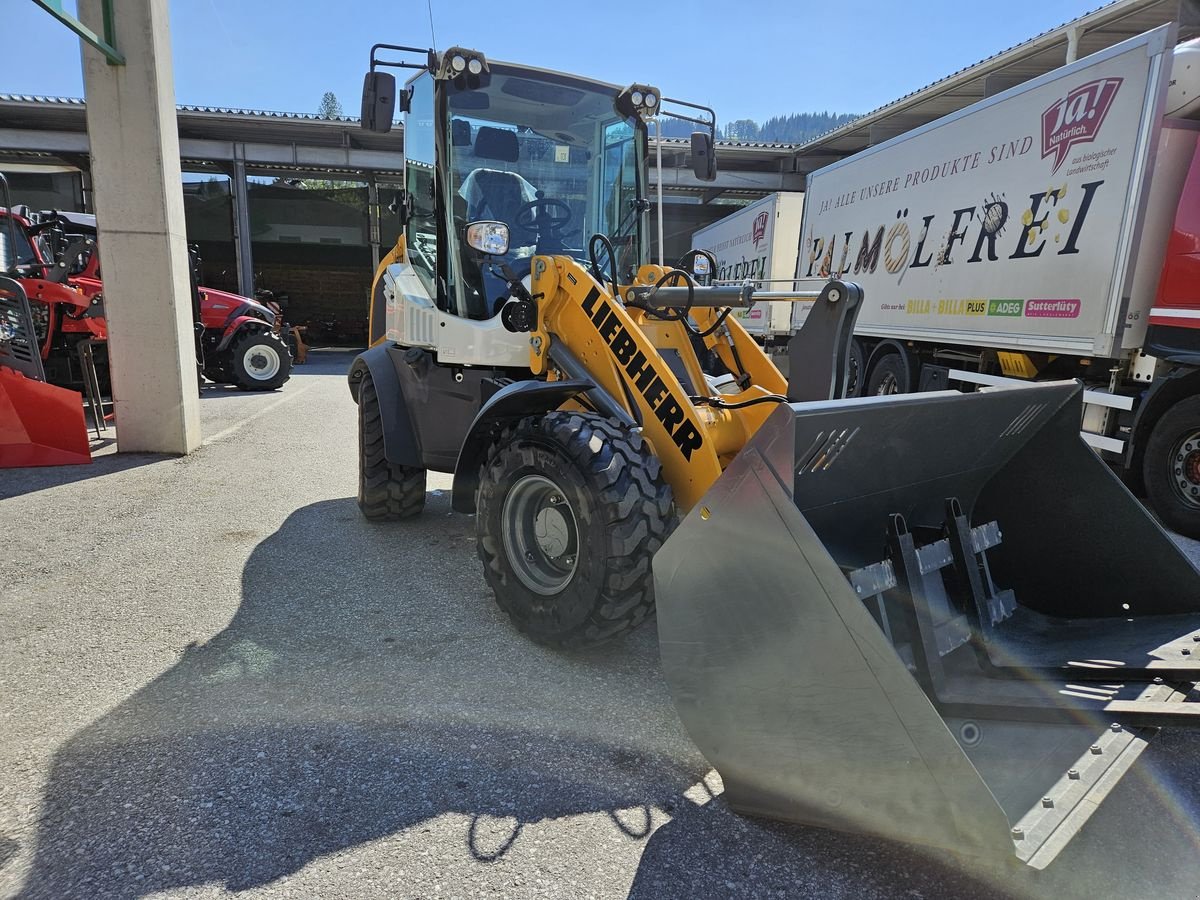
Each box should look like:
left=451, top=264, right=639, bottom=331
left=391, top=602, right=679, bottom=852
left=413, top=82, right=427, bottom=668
left=0, top=96, right=798, bottom=148
left=0, top=94, right=359, bottom=123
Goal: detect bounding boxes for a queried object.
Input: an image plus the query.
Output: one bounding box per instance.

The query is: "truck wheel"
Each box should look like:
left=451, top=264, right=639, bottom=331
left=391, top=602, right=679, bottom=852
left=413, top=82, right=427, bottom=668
left=1143, top=396, right=1200, bottom=537
left=230, top=330, right=292, bottom=391
left=866, top=353, right=910, bottom=396
left=358, top=375, right=426, bottom=520
left=476, top=411, right=675, bottom=649
left=846, top=339, right=865, bottom=398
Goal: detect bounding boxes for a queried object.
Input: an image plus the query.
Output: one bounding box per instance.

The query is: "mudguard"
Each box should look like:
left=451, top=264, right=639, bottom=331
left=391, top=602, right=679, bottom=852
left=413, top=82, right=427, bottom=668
left=450, top=379, right=593, bottom=513
left=348, top=343, right=422, bottom=468
left=216, top=316, right=270, bottom=353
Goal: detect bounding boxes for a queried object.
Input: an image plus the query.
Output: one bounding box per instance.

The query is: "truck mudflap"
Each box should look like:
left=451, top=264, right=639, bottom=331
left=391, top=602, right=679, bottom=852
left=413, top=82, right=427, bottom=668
left=652, top=380, right=1200, bottom=869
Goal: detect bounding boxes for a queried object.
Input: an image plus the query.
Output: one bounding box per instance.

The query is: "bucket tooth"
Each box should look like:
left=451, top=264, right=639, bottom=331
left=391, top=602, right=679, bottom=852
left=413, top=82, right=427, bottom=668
left=653, top=381, right=1200, bottom=867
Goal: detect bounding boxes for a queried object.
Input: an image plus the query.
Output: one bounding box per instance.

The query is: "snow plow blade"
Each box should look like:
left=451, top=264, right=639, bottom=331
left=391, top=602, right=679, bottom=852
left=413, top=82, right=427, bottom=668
left=653, top=381, right=1200, bottom=868
left=0, top=275, right=91, bottom=467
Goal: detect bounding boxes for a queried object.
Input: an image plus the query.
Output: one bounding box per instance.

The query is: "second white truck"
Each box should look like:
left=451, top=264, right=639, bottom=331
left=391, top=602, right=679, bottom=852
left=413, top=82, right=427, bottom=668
left=689, top=192, right=803, bottom=343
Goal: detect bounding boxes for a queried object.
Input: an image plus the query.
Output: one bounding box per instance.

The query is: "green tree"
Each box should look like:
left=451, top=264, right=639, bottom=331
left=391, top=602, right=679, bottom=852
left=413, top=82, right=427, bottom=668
left=317, top=91, right=343, bottom=120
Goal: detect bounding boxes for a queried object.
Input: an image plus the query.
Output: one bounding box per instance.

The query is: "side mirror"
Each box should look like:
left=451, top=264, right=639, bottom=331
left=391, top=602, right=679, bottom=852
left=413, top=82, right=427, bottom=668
left=465, top=221, right=510, bottom=256
left=690, top=131, right=717, bottom=182
left=388, top=191, right=411, bottom=226
left=361, top=71, right=397, bottom=133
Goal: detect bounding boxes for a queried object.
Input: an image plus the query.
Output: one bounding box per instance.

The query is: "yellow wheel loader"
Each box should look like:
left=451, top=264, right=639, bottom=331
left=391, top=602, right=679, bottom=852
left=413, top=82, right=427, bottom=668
left=349, top=43, right=1200, bottom=870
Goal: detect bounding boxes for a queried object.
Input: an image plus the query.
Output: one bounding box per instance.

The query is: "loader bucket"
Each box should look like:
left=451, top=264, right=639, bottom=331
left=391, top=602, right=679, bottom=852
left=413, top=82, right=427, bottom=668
left=0, top=275, right=91, bottom=467
left=0, top=365, right=91, bottom=467
left=653, top=381, right=1200, bottom=869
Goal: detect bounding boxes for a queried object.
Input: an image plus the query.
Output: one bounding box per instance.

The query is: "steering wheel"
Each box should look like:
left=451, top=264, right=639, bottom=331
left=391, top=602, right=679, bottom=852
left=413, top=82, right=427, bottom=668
left=513, top=198, right=573, bottom=245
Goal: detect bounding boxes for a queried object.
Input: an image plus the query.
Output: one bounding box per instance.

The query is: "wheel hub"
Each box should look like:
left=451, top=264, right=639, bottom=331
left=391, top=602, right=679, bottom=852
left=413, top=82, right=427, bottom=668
left=244, top=342, right=281, bottom=379
left=1172, top=431, right=1200, bottom=507
left=502, top=475, right=579, bottom=596
left=875, top=372, right=898, bottom=396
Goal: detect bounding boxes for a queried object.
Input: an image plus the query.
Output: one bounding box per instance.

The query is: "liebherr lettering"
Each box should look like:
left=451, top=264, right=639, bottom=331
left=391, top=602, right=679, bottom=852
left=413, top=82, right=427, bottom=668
left=580, top=287, right=704, bottom=460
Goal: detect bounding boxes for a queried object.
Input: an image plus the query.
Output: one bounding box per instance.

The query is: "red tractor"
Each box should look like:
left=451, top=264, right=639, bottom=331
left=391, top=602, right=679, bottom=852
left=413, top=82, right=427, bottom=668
left=1, top=206, right=292, bottom=392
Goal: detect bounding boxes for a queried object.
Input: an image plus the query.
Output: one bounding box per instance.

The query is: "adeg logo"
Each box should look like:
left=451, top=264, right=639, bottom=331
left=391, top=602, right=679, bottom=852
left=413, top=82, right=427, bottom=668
left=1041, top=77, right=1122, bottom=173
left=751, top=210, right=769, bottom=249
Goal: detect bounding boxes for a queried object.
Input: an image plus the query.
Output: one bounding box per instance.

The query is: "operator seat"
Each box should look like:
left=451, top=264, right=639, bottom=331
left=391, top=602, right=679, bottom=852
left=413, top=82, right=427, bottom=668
left=461, top=169, right=536, bottom=231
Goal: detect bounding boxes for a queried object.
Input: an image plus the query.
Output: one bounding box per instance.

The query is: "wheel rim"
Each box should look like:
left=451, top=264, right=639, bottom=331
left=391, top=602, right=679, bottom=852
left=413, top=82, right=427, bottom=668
left=874, top=371, right=899, bottom=395
left=501, top=474, right=579, bottom=596
left=1170, top=429, right=1200, bottom=508
left=243, top=342, right=281, bottom=380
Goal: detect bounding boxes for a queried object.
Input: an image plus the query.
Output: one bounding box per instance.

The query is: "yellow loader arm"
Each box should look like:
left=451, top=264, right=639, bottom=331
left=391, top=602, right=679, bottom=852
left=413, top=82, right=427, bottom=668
left=527, top=256, right=842, bottom=511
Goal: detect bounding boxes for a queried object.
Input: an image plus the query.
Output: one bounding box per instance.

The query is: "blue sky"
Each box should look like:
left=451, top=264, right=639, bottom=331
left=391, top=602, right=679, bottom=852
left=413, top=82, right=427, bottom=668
left=4, top=1, right=1107, bottom=124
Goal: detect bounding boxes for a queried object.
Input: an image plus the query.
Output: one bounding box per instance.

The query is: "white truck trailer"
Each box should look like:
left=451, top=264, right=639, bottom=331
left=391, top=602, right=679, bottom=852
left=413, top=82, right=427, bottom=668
left=795, top=24, right=1200, bottom=536
left=689, top=192, right=804, bottom=342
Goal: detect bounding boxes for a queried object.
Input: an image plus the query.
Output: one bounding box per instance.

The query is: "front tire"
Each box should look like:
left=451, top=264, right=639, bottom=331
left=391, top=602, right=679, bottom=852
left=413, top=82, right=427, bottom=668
left=358, top=375, right=426, bottom=520
left=477, top=412, right=675, bottom=649
left=1143, top=396, right=1200, bottom=537
left=230, top=330, right=292, bottom=391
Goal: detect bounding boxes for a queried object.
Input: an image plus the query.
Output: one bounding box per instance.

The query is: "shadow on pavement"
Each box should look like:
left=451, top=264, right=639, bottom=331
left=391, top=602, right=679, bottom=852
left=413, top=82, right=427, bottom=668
left=16, top=497, right=705, bottom=898
left=0, top=452, right=168, bottom=502
left=20, top=494, right=1200, bottom=898
left=628, top=790, right=1008, bottom=900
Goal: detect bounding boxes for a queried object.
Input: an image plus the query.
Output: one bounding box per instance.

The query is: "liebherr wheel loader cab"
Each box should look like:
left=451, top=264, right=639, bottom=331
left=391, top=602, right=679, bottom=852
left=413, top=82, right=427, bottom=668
left=350, top=43, right=1200, bottom=869
left=350, top=43, right=728, bottom=645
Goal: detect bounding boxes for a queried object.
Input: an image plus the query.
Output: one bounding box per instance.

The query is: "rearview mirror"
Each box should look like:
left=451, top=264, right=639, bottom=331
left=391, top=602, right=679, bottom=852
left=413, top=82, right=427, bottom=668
left=465, top=221, right=510, bottom=256
left=691, top=131, right=717, bottom=182
left=361, top=71, right=396, bottom=133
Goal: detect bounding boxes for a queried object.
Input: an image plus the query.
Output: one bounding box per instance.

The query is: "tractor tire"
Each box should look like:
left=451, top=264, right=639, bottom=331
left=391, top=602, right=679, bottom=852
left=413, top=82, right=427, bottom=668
left=865, top=352, right=910, bottom=396
left=1142, top=396, right=1200, bottom=538
left=357, top=375, right=426, bottom=521
left=476, top=411, right=675, bottom=649
left=229, top=330, right=292, bottom=391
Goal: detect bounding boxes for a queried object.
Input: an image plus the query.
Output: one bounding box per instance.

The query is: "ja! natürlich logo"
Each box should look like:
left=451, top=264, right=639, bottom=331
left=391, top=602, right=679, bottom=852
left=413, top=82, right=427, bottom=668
left=751, top=210, right=769, bottom=249
left=1041, top=77, right=1122, bottom=174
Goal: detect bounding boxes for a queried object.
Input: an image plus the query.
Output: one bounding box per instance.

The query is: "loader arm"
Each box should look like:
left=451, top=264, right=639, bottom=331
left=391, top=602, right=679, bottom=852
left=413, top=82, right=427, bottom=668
left=527, top=256, right=838, bottom=512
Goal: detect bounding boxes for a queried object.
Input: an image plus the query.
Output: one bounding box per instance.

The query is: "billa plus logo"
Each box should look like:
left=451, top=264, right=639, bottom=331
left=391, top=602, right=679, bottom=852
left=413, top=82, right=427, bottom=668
left=751, top=210, right=769, bottom=248
left=1041, top=77, right=1122, bottom=174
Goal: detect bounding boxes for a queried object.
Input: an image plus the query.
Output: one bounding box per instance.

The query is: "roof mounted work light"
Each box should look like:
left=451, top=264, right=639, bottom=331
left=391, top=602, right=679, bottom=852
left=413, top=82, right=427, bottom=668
left=436, top=47, right=489, bottom=81
left=618, top=83, right=662, bottom=120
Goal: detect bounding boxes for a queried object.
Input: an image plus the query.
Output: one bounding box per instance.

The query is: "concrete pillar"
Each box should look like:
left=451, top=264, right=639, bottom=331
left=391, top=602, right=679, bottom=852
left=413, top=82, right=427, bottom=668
left=1066, top=26, right=1081, bottom=64
left=230, top=151, right=254, bottom=297
left=78, top=0, right=199, bottom=454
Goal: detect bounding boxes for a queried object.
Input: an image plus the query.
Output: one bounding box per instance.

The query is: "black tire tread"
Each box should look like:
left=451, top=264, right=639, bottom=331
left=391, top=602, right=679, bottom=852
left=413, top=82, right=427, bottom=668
left=476, top=411, right=674, bottom=649
left=358, top=375, right=426, bottom=520
left=1142, top=395, right=1200, bottom=538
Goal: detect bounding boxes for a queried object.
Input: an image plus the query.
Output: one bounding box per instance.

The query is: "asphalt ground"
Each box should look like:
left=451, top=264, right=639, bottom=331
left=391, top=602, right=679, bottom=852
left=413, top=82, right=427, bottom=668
left=3, top=349, right=1200, bottom=899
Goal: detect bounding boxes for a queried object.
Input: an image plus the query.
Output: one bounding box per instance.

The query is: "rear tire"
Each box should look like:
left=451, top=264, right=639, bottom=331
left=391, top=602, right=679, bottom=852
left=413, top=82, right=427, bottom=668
left=477, top=411, right=675, bottom=649
left=230, top=330, right=292, bottom=391
left=1143, top=396, right=1200, bottom=537
left=358, top=375, right=426, bottom=520
left=866, top=352, right=910, bottom=396
left=846, top=338, right=865, bottom=398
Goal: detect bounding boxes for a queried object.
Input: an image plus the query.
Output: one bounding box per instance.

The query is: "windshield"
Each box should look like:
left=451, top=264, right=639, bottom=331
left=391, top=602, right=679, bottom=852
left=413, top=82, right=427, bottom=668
left=0, top=215, right=39, bottom=274
left=443, top=66, right=646, bottom=317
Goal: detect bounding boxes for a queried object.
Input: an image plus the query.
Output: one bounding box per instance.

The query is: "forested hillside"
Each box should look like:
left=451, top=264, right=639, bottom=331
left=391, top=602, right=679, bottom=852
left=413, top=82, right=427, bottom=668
left=656, top=111, right=858, bottom=143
